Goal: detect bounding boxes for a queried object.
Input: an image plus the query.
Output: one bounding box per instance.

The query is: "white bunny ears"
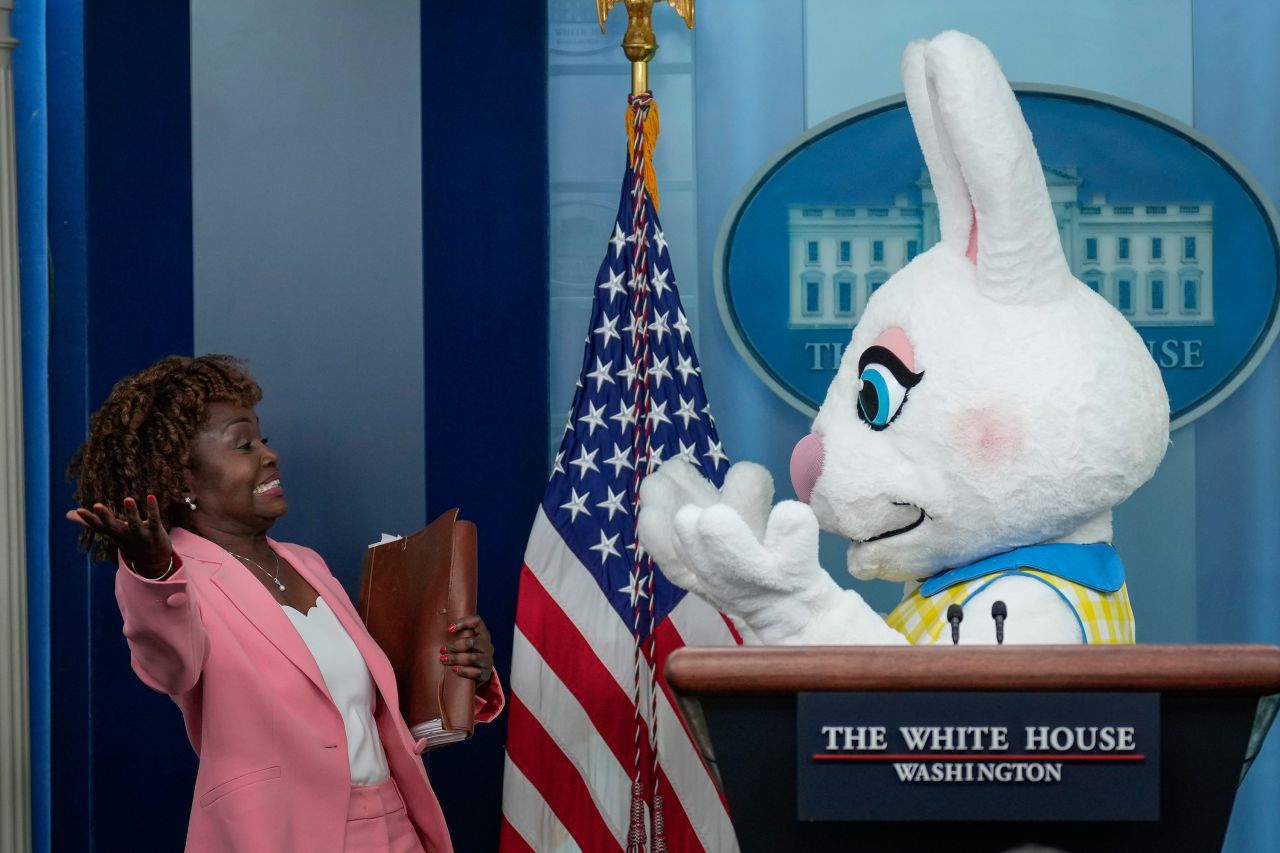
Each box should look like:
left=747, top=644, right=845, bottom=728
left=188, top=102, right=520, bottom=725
left=902, top=32, right=1073, bottom=305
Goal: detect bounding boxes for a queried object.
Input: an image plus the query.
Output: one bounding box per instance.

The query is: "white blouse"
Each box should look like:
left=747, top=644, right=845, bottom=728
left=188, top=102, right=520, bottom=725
left=283, top=597, right=391, bottom=786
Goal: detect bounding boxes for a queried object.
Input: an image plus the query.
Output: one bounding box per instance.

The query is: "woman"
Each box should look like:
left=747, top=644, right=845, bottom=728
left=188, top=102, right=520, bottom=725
left=66, top=354, right=503, bottom=852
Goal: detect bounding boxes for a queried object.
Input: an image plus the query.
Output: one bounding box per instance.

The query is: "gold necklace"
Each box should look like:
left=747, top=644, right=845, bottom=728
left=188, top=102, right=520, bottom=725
left=228, top=549, right=286, bottom=592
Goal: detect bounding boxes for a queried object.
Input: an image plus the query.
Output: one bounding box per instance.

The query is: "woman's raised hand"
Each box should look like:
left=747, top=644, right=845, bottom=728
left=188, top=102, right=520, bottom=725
left=66, top=495, right=173, bottom=577
left=441, top=614, right=494, bottom=687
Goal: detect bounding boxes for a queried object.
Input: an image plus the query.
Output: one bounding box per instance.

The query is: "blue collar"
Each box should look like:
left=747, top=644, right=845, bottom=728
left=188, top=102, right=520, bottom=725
left=918, top=543, right=1125, bottom=598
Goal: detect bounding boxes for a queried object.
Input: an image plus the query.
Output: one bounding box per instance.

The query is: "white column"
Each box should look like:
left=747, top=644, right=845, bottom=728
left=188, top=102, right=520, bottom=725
left=0, top=1, right=31, bottom=851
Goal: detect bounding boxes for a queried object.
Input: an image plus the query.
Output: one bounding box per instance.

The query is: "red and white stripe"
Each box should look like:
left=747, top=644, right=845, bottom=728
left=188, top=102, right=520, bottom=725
left=501, top=508, right=741, bottom=852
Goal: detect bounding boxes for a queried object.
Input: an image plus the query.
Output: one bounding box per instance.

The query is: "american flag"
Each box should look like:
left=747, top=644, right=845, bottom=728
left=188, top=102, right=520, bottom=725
left=500, top=93, right=740, bottom=852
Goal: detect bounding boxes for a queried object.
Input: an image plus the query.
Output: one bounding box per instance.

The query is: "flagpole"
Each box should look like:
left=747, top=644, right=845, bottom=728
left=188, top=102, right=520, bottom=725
left=597, top=5, right=695, bottom=853
left=596, top=0, right=695, bottom=97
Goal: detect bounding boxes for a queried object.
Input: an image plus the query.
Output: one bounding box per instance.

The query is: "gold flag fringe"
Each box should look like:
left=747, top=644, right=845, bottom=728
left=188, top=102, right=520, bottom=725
left=626, top=96, right=661, bottom=214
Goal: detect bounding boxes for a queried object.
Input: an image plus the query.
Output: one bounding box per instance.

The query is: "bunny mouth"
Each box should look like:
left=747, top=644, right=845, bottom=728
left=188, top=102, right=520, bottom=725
left=857, top=504, right=929, bottom=543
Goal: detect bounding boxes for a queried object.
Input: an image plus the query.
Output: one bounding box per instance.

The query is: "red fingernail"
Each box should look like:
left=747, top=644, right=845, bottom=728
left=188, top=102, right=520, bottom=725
left=447, top=623, right=456, bottom=632
left=124, top=497, right=135, bottom=507
left=451, top=666, right=459, bottom=673
left=439, top=655, right=448, bottom=663
left=438, top=646, right=447, bottom=655
left=147, top=494, right=157, bottom=503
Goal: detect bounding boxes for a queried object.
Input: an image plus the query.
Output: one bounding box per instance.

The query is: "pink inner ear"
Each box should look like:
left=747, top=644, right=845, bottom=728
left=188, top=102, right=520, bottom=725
left=965, top=205, right=978, bottom=264
left=870, top=326, right=916, bottom=373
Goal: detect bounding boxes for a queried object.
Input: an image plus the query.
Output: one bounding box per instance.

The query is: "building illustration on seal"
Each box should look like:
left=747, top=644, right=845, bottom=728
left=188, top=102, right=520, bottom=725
left=788, top=166, right=1213, bottom=329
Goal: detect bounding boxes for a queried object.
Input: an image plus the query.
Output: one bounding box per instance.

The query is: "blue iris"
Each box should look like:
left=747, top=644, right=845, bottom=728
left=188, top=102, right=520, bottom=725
left=858, top=367, right=893, bottom=426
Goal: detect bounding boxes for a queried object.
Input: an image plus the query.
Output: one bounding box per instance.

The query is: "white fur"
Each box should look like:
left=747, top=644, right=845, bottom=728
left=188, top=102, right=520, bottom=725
left=637, top=32, right=1169, bottom=646
left=637, top=460, right=773, bottom=643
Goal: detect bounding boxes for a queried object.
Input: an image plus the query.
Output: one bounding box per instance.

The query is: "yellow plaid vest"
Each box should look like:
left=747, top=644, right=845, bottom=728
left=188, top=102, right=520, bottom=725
left=885, top=565, right=1135, bottom=646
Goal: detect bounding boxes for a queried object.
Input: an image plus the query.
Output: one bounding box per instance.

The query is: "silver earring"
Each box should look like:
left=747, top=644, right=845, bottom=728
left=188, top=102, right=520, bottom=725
left=184, top=496, right=197, bottom=511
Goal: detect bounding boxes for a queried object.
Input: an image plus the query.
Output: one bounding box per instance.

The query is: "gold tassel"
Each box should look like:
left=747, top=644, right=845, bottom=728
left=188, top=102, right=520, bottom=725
left=626, top=97, right=662, bottom=214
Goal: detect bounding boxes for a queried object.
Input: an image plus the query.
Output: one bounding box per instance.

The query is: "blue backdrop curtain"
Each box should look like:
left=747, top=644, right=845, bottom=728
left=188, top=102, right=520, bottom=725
left=38, top=0, right=196, bottom=849
left=420, top=4, right=548, bottom=851
left=13, top=0, right=49, bottom=849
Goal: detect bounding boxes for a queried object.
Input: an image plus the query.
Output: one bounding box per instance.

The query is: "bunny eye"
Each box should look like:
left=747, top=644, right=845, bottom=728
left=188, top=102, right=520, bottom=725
left=857, top=367, right=907, bottom=428
left=856, top=345, right=924, bottom=430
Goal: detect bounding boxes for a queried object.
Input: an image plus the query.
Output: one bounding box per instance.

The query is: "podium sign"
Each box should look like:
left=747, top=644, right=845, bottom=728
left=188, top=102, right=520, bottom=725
left=797, top=692, right=1160, bottom=821
left=665, top=645, right=1280, bottom=852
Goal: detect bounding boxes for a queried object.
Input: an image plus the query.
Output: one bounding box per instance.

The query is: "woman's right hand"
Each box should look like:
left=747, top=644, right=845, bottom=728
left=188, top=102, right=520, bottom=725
left=66, top=494, right=174, bottom=577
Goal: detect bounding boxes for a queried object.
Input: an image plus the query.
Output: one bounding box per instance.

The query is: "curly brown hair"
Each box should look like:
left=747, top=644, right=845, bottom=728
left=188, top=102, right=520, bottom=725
left=68, top=354, right=262, bottom=562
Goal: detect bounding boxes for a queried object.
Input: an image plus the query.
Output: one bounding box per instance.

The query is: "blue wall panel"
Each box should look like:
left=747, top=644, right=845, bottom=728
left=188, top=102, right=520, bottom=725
left=1191, top=2, right=1280, bottom=848
left=190, top=0, right=428, bottom=590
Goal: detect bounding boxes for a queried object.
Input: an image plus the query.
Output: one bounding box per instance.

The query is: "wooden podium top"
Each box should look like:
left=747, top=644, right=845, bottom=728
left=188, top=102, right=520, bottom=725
left=664, top=644, right=1280, bottom=696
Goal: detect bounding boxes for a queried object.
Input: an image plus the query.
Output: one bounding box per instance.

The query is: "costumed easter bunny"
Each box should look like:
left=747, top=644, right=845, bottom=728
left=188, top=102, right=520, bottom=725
left=636, top=31, right=1170, bottom=646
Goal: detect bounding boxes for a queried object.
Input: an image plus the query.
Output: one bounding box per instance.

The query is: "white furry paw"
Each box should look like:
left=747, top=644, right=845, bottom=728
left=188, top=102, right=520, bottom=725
left=671, top=500, right=826, bottom=621
left=638, top=458, right=776, bottom=597
left=761, top=501, right=824, bottom=585
left=637, top=459, right=720, bottom=595
left=718, top=461, right=775, bottom=540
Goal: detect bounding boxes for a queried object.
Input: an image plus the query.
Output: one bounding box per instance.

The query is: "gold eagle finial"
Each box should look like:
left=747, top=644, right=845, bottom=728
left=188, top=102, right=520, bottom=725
left=597, top=0, right=694, bottom=35
left=596, top=0, right=696, bottom=95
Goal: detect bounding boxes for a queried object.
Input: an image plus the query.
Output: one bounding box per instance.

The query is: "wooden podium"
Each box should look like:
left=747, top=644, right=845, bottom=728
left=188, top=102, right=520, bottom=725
left=666, top=645, right=1280, bottom=852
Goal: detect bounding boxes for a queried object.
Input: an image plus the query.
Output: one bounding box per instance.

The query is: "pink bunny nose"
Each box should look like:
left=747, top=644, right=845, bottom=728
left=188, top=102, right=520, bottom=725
left=790, top=433, right=825, bottom=503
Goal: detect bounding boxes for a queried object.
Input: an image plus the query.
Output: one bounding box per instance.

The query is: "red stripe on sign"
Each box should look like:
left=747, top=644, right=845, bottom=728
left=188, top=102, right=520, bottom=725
left=498, top=817, right=536, bottom=853
left=812, top=753, right=1147, bottom=762
left=515, top=564, right=636, bottom=770
left=505, top=693, right=624, bottom=851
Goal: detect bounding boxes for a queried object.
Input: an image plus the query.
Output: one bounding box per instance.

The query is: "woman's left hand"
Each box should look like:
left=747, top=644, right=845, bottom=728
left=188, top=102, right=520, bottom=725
left=442, top=614, right=493, bottom=687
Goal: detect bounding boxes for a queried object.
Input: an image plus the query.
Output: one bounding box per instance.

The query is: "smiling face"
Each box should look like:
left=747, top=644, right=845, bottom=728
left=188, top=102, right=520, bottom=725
left=184, top=401, right=286, bottom=539
left=800, top=249, right=1167, bottom=583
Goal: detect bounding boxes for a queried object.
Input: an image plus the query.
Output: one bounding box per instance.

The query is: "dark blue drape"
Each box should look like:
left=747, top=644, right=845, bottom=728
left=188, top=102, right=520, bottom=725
left=421, top=4, right=549, bottom=851
left=43, top=1, right=195, bottom=849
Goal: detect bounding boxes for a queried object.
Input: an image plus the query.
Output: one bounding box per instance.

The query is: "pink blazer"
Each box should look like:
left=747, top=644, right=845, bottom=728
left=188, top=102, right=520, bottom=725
left=114, top=527, right=504, bottom=852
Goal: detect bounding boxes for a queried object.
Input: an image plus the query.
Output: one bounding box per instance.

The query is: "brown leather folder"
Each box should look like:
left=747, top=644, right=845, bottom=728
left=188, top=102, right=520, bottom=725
left=358, top=508, right=477, bottom=748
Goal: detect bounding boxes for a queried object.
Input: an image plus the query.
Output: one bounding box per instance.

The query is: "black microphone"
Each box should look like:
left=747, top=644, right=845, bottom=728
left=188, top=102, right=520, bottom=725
left=991, top=600, right=1007, bottom=645
left=946, top=604, right=964, bottom=645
